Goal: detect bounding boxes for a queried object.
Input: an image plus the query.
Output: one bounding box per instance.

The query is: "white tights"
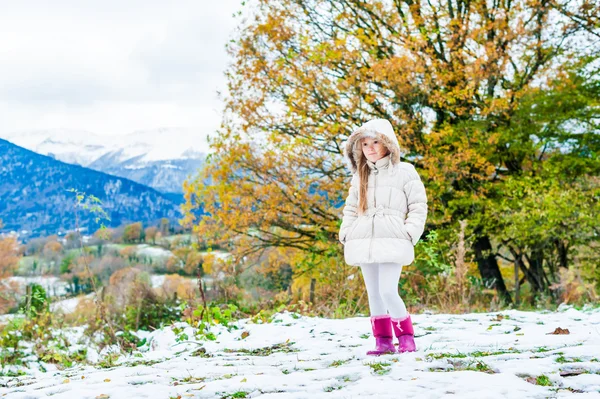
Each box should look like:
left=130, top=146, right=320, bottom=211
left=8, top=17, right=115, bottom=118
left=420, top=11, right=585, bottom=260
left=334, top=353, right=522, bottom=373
left=360, top=262, right=408, bottom=319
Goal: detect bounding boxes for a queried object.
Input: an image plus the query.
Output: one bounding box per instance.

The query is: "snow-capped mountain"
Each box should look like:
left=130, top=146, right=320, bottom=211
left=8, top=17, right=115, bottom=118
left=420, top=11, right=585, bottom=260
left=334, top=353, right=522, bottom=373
left=0, top=138, right=182, bottom=238
left=0, top=128, right=208, bottom=193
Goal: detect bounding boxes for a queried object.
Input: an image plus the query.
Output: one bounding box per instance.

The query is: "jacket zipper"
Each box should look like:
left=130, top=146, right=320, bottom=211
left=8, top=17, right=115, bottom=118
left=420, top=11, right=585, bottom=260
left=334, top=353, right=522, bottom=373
left=369, top=167, right=378, bottom=263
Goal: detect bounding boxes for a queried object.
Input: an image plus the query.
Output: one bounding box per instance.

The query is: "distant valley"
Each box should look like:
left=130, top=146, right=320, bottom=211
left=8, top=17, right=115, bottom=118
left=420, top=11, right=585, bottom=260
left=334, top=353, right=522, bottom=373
left=0, top=139, right=183, bottom=238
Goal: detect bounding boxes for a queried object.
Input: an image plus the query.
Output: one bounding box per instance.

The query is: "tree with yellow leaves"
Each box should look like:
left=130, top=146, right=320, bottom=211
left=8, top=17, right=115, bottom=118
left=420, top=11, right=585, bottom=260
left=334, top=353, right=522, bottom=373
left=0, top=234, right=22, bottom=313
left=183, top=0, right=600, bottom=304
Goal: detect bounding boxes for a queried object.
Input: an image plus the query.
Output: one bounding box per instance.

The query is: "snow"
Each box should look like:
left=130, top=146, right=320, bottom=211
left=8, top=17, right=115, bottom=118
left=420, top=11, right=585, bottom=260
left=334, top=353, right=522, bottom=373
left=135, top=244, right=172, bottom=259
left=1, top=307, right=600, bottom=398
left=0, top=127, right=208, bottom=167
left=204, top=250, right=232, bottom=261
left=0, top=314, right=15, bottom=324
left=50, top=294, right=94, bottom=314
left=118, top=128, right=208, bottom=162
left=6, top=276, right=69, bottom=297
left=150, top=274, right=166, bottom=288
left=1, top=129, right=113, bottom=166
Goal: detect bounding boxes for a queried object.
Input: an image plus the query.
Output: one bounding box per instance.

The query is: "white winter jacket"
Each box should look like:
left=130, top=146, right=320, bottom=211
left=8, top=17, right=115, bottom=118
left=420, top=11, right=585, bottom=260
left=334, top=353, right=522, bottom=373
left=338, top=119, right=428, bottom=266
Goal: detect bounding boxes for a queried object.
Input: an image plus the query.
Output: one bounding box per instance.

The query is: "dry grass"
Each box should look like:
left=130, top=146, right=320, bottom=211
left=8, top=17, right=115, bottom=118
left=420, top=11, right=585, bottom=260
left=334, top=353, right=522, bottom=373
left=550, top=268, right=598, bottom=305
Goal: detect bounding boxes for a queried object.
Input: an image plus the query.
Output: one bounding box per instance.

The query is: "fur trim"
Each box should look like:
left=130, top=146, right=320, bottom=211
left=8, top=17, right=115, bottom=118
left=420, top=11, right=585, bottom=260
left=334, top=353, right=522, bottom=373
left=345, top=129, right=400, bottom=173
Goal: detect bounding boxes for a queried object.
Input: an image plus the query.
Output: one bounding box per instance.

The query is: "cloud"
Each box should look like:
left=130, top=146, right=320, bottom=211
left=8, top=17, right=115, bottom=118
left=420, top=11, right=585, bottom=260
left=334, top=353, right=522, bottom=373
left=0, top=0, right=242, bottom=135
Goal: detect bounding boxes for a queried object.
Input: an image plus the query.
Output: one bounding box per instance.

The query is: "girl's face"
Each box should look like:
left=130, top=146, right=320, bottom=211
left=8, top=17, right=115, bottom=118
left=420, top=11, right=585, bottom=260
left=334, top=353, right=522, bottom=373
left=361, top=137, right=388, bottom=163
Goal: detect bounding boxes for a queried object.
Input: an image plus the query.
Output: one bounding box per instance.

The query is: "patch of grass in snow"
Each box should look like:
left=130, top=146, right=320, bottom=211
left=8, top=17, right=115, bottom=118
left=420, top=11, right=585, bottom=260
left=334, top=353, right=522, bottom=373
left=0, top=369, right=27, bottom=377
left=220, top=391, right=249, bottom=399
left=522, top=374, right=555, bottom=386
left=329, top=358, right=353, bottom=367
left=223, top=341, right=297, bottom=356
left=97, top=352, right=120, bottom=369
left=365, top=361, right=391, bottom=375
left=190, top=347, right=212, bottom=358
left=556, top=355, right=583, bottom=363
left=534, top=346, right=551, bottom=353
left=37, top=347, right=88, bottom=369
left=464, top=360, right=494, bottom=373
left=324, top=384, right=344, bottom=392
left=428, top=348, right=521, bottom=361
left=173, top=375, right=207, bottom=385
left=426, top=352, right=468, bottom=360
left=535, top=375, right=553, bottom=386
left=423, top=326, right=437, bottom=331
left=337, top=374, right=359, bottom=383
left=359, top=333, right=370, bottom=339
left=429, top=359, right=495, bottom=374
left=124, top=358, right=161, bottom=368
left=470, top=349, right=520, bottom=357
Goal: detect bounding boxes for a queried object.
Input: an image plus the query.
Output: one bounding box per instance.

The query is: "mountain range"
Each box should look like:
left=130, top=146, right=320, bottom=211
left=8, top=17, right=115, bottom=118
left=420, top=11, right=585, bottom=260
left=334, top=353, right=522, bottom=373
left=0, top=138, right=183, bottom=238
left=0, top=128, right=207, bottom=194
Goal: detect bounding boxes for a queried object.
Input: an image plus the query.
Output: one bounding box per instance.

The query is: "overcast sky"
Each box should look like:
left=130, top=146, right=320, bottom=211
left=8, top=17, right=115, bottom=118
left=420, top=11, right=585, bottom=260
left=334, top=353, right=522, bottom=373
left=0, top=0, right=243, bottom=136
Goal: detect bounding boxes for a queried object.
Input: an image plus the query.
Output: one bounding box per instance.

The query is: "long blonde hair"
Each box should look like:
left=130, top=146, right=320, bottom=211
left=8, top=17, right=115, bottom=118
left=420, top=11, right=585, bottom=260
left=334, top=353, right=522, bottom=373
left=357, top=154, right=371, bottom=215
left=356, top=139, right=390, bottom=215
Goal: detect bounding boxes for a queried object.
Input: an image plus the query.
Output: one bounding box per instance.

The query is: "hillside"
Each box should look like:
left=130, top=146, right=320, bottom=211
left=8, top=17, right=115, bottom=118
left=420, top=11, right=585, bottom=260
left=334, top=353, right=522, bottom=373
left=0, top=138, right=182, bottom=237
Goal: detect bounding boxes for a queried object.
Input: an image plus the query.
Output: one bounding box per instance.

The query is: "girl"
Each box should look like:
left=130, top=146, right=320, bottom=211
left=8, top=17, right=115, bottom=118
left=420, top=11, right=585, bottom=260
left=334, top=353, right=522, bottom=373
left=339, top=118, right=428, bottom=355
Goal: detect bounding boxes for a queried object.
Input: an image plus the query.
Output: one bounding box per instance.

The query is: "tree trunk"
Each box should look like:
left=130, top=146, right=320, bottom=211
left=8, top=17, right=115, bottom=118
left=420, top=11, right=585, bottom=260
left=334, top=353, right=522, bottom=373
left=556, top=239, right=569, bottom=269
left=514, top=261, right=520, bottom=305
left=526, top=249, right=549, bottom=293
left=473, top=234, right=512, bottom=304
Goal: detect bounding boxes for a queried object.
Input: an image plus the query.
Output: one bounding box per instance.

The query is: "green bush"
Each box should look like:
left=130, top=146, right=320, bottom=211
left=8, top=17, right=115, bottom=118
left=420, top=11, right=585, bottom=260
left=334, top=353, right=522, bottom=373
left=122, top=288, right=183, bottom=331
left=20, top=283, right=49, bottom=317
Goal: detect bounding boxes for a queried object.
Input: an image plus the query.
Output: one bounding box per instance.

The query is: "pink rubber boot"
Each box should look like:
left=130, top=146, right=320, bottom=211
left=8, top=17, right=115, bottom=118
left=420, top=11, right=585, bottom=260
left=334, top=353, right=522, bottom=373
left=366, top=315, right=396, bottom=356
left=391, top=315, right=417, bottom=353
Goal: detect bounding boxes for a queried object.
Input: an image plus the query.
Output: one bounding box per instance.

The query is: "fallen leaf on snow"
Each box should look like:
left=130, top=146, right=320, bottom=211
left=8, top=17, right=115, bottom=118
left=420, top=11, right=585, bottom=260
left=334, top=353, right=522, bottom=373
left=104, top=378, right=111, bottom=382
left=95, top=395, right=110, bottom=399
left=62, top=379, right=70, bottom=384
left=547, top=327, right=570, bottom=335
left=560, top=369, right=587, bottom=377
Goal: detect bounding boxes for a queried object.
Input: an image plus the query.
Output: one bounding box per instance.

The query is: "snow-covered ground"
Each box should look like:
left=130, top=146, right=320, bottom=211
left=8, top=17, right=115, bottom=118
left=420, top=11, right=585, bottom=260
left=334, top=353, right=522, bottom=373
left=2, top=307, right=600, bottom=398
left=135, top=244, right=172, bottom=259
left=5, top=276, right=69, bottom=297
left=49, top=294, right=95, bottom=314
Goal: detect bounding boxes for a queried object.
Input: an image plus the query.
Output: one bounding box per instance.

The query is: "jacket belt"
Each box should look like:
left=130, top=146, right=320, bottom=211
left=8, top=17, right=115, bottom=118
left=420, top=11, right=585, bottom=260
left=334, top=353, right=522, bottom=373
left=365, top=206, right=406, bottom=218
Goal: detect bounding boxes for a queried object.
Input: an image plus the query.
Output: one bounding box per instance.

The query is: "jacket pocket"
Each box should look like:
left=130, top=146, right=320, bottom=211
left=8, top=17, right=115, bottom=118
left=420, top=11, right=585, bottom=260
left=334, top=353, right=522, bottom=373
left=344, top=218, right=361, bottom=242
left=386, top=216, right=412, bottom=241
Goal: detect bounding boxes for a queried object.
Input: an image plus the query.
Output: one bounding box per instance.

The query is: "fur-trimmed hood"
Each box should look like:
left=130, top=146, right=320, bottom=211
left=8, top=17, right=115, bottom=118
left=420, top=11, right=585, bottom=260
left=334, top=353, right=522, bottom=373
left=345, top=119, right=401, bottom=173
